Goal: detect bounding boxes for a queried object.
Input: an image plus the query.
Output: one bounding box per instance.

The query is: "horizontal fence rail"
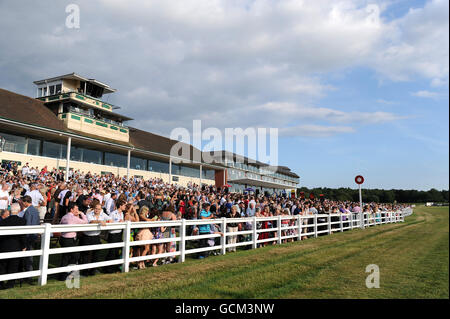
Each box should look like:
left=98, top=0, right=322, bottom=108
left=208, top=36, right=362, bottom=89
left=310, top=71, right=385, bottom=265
left=0, top=209, right=411, bottom=286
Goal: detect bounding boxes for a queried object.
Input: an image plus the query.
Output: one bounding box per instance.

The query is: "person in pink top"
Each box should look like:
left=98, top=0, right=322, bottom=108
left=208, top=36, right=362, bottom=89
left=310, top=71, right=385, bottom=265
left=58, top=202, right=88, bottom=281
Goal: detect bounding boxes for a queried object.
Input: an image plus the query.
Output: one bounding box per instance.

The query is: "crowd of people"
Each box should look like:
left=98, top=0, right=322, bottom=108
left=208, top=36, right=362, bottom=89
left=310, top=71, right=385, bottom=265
left=0, top=162, right=407, bottom=289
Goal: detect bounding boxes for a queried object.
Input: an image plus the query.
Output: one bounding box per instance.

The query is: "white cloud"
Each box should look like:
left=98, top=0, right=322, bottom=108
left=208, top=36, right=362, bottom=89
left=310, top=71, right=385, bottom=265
left=0, top=0, right=444, bottom=139
left=373, top=0, right=449, bottom=84
left=411, top=90, right=440, bottom=99
left=279, top=125, right=355, bottom=138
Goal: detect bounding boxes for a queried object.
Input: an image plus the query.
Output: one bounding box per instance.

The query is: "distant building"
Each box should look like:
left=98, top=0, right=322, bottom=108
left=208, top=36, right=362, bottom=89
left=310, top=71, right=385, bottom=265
left=0, top=73, right=299, bottom=193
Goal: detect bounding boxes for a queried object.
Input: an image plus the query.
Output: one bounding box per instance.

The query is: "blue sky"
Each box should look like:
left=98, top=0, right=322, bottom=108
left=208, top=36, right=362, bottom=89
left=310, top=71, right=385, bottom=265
left=0, top=0, right=448, bottom=190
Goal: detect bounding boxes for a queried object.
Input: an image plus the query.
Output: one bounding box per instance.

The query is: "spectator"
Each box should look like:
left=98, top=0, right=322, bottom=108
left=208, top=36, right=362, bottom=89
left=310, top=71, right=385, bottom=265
left=0, top=203, right=26, bottom=290
left=198, top=202, right=214, bottom=259
left=0, top=184, right=10, bottom=211
left=104, top=199, right=126, bottom=273
left=18, top=195, right=40, bottom=284
left=58, top=202, right=88, bottom=281
left=226, top=205, right=240, bottom=252
left=80, top=202, right=110, bottom=276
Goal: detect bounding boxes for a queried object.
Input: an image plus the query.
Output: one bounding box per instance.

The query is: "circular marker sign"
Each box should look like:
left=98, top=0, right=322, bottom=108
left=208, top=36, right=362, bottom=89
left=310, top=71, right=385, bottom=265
left=355, top=175, right=364, bottom=185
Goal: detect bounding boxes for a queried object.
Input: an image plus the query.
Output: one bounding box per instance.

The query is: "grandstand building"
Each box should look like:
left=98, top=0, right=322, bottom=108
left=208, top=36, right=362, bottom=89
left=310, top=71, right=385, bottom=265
left=0, top=73, right=299, bottom=194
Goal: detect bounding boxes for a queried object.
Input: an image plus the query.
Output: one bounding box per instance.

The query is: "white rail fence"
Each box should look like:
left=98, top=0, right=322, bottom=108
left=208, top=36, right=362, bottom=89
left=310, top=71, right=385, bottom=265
left=0, top=209, right=410, bottom=286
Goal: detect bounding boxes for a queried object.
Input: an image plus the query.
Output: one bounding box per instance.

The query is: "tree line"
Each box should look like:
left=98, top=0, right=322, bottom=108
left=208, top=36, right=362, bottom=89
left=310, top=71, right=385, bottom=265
left=296, top=187, right=449, bottom=204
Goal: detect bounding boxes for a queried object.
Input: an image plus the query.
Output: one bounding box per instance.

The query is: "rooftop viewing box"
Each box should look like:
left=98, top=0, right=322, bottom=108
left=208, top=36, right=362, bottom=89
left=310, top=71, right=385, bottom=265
left=34, top=73, right=132, bottom=143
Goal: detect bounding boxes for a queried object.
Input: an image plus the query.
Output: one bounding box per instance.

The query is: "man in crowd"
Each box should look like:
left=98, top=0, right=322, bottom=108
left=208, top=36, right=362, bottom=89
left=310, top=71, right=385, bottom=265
left=0, top=203, right=27, bottom=289
left=18, top=195, right=40, bottom=284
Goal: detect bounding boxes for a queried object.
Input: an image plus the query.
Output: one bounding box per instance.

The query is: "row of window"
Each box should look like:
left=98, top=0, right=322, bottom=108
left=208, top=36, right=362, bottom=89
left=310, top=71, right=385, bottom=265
left=226, top=160, right=298, bottom=183
left=227, top=168, right=297, bottom=187
left=37, top=83, right=62, bottom=97
left=0, top=131, right=215, bottom=179
left=228, top=183, right=286, bottom=195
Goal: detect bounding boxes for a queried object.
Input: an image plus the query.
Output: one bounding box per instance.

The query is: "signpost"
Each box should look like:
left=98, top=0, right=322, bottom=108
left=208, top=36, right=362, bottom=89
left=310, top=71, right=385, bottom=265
left=355, top=175, right=364, bottom=229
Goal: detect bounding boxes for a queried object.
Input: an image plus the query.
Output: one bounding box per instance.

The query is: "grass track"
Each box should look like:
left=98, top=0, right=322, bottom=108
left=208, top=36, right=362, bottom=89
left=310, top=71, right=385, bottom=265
left=0, top=205, right=448, bottom=299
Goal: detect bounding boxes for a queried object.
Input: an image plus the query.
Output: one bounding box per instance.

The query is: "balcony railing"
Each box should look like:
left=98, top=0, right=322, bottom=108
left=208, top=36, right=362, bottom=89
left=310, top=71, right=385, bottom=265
left=38, top=92, right=116, bottom=113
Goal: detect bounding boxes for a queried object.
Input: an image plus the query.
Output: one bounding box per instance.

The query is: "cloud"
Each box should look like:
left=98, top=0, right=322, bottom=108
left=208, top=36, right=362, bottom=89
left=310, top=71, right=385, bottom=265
left=0, top=0, right=443, bottom=139
left=372, top=0, right=449, bottom=84
left=279, top=125, right=355, bottom=138
left=411, top=90, right=440, bottom=99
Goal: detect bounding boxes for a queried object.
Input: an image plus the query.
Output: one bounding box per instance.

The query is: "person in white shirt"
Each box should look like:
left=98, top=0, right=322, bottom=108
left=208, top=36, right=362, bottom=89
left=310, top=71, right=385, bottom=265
left=104, top=192, right=117, bottom=215
left=0, top=184, right=10, bottom=210
left=105, top=199, right=126, bottom=273
left=80, top=203, right=111, bottom=276
left=21, top=164, right=29, bottom=176
left=25, top=184, right=45, bottom=207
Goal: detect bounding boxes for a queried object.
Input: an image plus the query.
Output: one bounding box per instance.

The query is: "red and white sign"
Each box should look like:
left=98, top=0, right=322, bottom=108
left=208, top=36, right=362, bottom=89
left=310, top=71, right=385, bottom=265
left=355, top=175, right=364, bottom=185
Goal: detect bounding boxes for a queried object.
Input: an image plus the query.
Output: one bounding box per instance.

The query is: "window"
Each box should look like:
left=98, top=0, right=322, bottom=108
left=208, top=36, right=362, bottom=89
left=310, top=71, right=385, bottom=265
left=43, top=141, right=65, bottom=159
left=171, top=164, right=181, bottom=175
left=70, top=145, right=84, bottom=162
left=104, top=152, right=127, bottom=168
left=131, top=156, right=147, bottom=171
left=1, top=132, right=27, bottom=154
left=83, top=148, right=103, bottom=164
left=27, top=138, right=41, bottom=156
left=202, top=169, right=215, bottom=180
left=148, top=159, right=169, bottom=174
left=180, top=165, right=200, bottom=178
left=55, top=84, right=62, bottom=94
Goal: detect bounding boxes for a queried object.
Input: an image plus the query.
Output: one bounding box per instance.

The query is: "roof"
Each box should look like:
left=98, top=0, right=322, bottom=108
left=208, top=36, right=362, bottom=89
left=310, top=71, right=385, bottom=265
left=129, top=127, right=203, bottom=162
left=33, top=72, right=116, bottom=94
left=0, top=88, right=65, bottom=131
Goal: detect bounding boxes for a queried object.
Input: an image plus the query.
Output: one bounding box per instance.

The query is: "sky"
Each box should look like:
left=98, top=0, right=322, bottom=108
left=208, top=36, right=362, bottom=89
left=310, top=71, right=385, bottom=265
left=0, top=0, right=448, bottom=191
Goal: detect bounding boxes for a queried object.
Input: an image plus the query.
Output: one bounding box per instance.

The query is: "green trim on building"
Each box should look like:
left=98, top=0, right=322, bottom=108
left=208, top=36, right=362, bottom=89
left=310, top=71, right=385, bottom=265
left=120, top=129, right=128, bottom=133
left=102, top=103, right=111, bottom=110
left=84, top=118, right=94, bottom=124
left=110, top=126, right=118, bottom=130
left=48, top=96, right=60, bottom=101
left=96, top=121, right=108, bottom=127
left=71, top=115, right=81, bottom=121
left=61, top=114, right=67, bottom=119
left=75, top=94, right=85, bottom=100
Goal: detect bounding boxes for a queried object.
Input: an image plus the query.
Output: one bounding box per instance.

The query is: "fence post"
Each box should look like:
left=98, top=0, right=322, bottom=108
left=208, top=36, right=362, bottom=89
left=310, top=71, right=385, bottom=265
left=360, top=212, right=365, bottom=229
left=38, top=223, right=51, bottom=286
left=277, top=215, right=282, bottom=245
left=340, top=214, right=343, bottom=232
left=122, top=221, right=131, bottom=272
left=179, top=219, right=186, bottom=263
left=328, top=215, right=332, bottom=235
left=221, top=217, right=227, bottom=255
left=350, top=213, right=353, bottom=230
left=297, top=215, right=302, bottom=241
left=252, top=216, right=257, bottom=249
left=314, top=215, right=318, bottom=238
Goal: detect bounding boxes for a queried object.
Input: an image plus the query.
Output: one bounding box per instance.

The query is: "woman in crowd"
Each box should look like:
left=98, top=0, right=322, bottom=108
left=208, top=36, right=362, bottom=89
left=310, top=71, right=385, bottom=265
left=58, top=202, right=88, bottom=281
left=135, top=206, right=152, bottom=269
left=160, top=204, right=178, bottom=264
left=123, top=203, right=139, bottom=265
left=226, top=205, right=240, bottom=252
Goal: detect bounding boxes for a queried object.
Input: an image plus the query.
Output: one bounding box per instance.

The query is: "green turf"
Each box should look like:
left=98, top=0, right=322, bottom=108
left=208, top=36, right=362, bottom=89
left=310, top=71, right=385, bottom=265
left=0, top=205, right=448, bottom=299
